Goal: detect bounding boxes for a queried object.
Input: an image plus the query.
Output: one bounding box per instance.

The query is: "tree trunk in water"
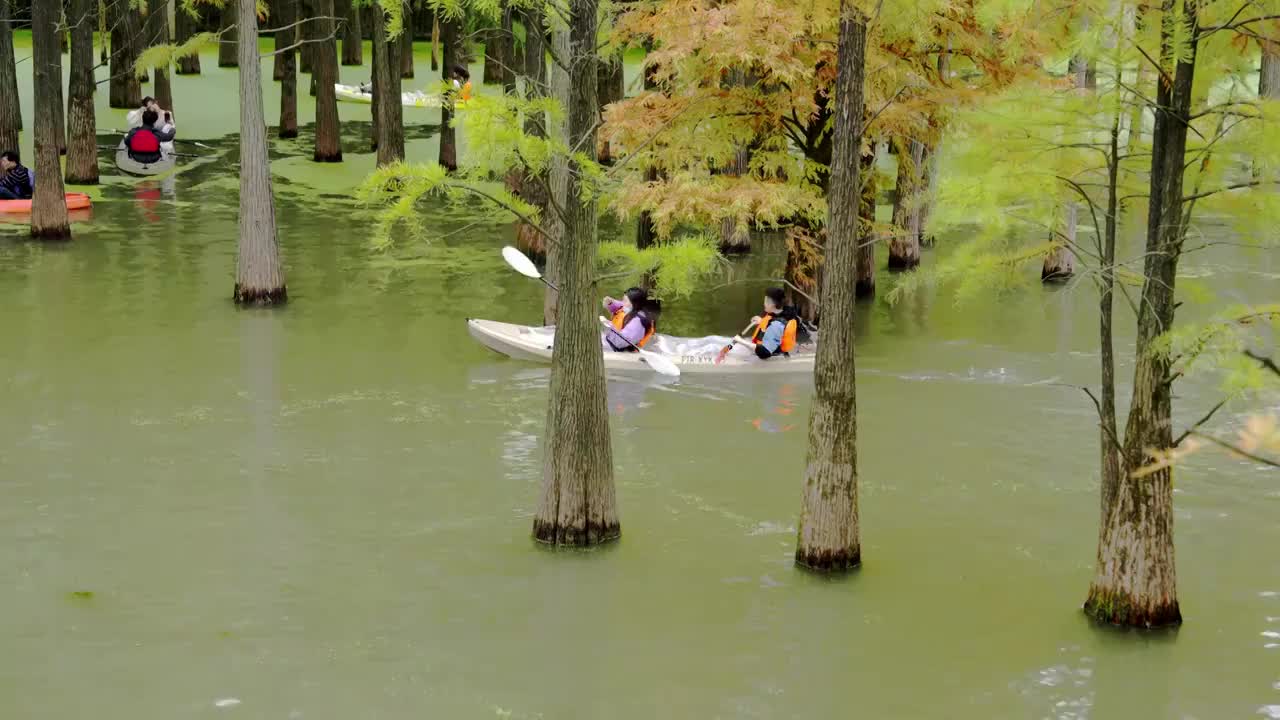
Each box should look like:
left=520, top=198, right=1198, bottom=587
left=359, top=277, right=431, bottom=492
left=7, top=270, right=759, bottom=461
left=0, top=0, right=20, bottom=151
left=109, top=0, right=142, bottom=108
left=399, top=1, right=414, bottom=79
left=796, top=3, right=865, bottom=571
left=219, top=1, right=238, bottom=67
left=278, top=0, right=299, bottom=138
left=595, top=52, right=623, bottom=163
left=717, top=66, right=753, bottom=253
left=513, top=6, right=550, bottom=290
left=438, top=13, right=460, bottom=172
left=370, top=2, right=381, bottom=150
left=176, top=2, right=201, bottom=75
left=1261, top=41, right=1280, bottom=98
left=235, top=0, right=288, bottom=305
left=150, top=0, right=174, bottom=110
left=854, top=147, right=876, bottom=298
left=300, top=0, right=314, bottom=76
left=341, top=0, right=362, bottom=66
left=888, top=137, right=924, bottom=270
left=31, top=0, right=70, bottom=239
left=500, top=5, right=516, bottom=93
left=1044, top=53, right=1088, bottom=282
left=636, top=46, right=661, bottom=249
left=372, top=4, right=404, bottom=165
left=66, top=0, right=99, bottom=184
left=430, top=10, right=438, bottom=71
left=483, top=27, right=503, bottom=84
left=312, top=0, right=342, bottom=162
left=533, top=0, right=618, bottom=546
left=273, top=0, right=290, bottom=80
left=1083, top=0, right=1195, bottom=629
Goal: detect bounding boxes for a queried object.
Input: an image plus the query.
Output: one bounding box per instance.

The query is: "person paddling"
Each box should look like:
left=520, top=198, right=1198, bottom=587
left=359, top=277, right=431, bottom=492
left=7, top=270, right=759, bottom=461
left=449, top=65, right=473, bottom=102
left=125, top=110, right=176, bottom=164
left=602, top=287, right=659, bottom=352
left=0, top=150, right=34, bottom=200
left=734, top=287, right=808, bottom=360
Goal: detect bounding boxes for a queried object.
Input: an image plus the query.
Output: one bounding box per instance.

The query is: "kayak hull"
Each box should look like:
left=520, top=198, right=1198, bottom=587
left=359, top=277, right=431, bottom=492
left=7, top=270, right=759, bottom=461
left=335, top=84, right=467, bottom=109
left=0, top=193, right=92, bottom=214
left=115, top=140, right=176, bottom=176
left=467, top=319, right=815, bottom=375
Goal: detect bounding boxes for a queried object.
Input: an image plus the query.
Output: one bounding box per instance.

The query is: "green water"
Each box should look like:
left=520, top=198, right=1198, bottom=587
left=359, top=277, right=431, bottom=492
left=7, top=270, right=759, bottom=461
left=2, top=44, right=1279, bottom=720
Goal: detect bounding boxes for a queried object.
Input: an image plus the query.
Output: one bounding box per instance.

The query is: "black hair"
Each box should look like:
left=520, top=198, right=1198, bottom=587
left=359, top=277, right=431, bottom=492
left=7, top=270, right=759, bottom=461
left=142, top=109, right=159, bottom=127
left=1, top=150, right=18, bottom=163
left=141, top=96, right=155, bottom=106
left=623, top=287, right=653, bottom=331
left=453, top=64, right=470, bottom=81
left=765, top=287, right=786, bottom=310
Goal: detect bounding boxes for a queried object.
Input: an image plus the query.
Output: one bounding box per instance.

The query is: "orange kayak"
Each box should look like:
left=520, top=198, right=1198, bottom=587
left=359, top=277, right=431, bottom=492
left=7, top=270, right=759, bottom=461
left=0, top=193, right=93, bottom=214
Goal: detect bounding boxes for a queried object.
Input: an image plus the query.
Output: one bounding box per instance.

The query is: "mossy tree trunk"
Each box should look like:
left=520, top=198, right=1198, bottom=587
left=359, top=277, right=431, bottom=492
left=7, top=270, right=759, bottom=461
left=278, top=0, right=299, bottom=138
left=312, top=0, right=342, bottom=162
left=176, top=1, right=201, bottom=74
left=795, top=0, right=866, bottom=571
left=887, top=137, right=924, bottom=270
left=533, top=0, right=618, bottom=547
left=1083, top=0, right=1196, bottom=630
left=372, top=2, right=403, bottom=165
left=0, top=0, right=22, bottom=151
left=31, top=0, right=71, bottom=239
left=66, top=0, right=99, bottom=184
left=854, top=145, right=876, bottom=299
left=438, top=12, right=460, bottom=171
left=235, top=0, right=288, bottom=305
left=218, top=0, right=238, bottom=67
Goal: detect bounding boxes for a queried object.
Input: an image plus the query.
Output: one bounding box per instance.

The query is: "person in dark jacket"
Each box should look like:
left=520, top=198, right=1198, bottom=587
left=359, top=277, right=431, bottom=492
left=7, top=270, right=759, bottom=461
left=0, top=150, right=33, bottom=200
left=125, top=110, right=176, bottom=163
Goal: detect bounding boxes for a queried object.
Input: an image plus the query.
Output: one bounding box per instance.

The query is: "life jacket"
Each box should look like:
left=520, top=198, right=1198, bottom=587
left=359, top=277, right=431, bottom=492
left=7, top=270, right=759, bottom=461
left=127, top=129, right=163, bottom=163
left=751, top=313, right=799, bottom=355
left=460, top=81, right=472, bottom=102
left=610, top=307, right=655, bottom=349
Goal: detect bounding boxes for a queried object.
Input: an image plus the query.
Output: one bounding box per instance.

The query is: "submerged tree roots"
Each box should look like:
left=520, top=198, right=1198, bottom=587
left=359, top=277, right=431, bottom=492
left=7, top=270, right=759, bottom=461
left=532, top=519, right=620, bottom=547
left=1083, top=587, right=1182, bottom=629
left=233, top=285, right=288, bottom=306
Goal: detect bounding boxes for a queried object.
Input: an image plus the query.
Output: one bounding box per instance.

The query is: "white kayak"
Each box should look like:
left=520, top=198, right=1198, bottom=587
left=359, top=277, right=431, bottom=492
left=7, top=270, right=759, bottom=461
left=335, top=83, right=468, bottom=109
left=467, top=319, right=816, bottom=375
left=115, top=139, right=176, bottom=176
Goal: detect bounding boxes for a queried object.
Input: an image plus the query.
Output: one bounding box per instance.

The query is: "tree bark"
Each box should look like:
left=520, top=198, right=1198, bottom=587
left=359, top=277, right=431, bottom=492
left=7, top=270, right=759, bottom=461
left=717, top=66, right=753, bottom=253
left=341, top=0, right=362, bottom=66
left=278, top=0, right=299, bottom=138
left=854, top=146, right=876, bottom=298
left=219, top=0, right=238, bottom=67
left=149, top=0, right=174, bottom=110
left=372, top=3, right=403, bottom=165
left=533, top=0, right=618, bottom=547
left=66, top=0, right=99, bottom=184
left=1262, top=41, right=1280, bottom=98
left=482, top=26, right=503, bottom=84
left=887, top=137, right=924, bottom=270
left=500, top=4, right=516, bottom=93
left=273, top=0, right=289, bottom=80
left=176, top=1, right=201, bottom=75
left=235, top=0, right=288, bottom=305
left=512, top=6, right=551, bottom=301
left=399, top=1, right=414, bottom=79
left=0, top=0, right=20, bottom=151
left=300, top=0, right=314, bottom=75
left=1083, top=0, right=1195, bottom=629
left=31, top=0, right=70, bottom=239
left=312, top=0, right=342, bottom=162
left=595, top=51, right=623, bottom=163
left=1044, top=51, right=1089, bottom=282
left=438, top=12, right=460, bottom=172
left=636, top=44, right=661, bottom=250
left=109, top=0, right=142, bottom=108
left=430, top=8, right=438, bottom=71
left=796, top=1, right=866, bottom=571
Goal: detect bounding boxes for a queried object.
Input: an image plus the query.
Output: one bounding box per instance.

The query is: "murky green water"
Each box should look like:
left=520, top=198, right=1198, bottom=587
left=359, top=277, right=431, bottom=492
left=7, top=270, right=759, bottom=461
left=2, top=44, right=1279, bottom=719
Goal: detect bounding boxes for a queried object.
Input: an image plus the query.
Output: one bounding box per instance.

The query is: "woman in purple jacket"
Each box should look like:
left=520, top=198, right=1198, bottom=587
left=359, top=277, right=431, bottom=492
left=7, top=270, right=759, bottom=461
left=601, top=287, right=658, bottom=351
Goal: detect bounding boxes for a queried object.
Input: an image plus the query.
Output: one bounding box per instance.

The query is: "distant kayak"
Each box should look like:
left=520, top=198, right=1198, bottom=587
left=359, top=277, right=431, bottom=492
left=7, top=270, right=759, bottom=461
left=115, top=139, right=176, bottom=177
left=467, top=319, right=816, bottom=375
left=0, top=193, right=92, bottom=214
left=334, top=83, right=468, bottom=109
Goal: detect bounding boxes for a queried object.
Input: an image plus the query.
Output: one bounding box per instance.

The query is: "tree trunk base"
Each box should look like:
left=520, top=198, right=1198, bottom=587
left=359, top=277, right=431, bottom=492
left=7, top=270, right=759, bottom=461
left=855, top=278, right=874, bottom=299
left=65, top=173, right=98, bottom=185
left=1083, top=586, right=1182, bottom=629
left=234, top=285, right=289, bottom=306
left=312, top=151, right=343, bottom=162
left=30, top=225, right=72, bottom=241
left=279, top=128, right=298, bottom=139
left=532, top=518, right=620, bottom=547
left=886, top=252, right=919, bottom=271
left=795, top=547, right=861, bottom=573
left=1041, top=265, right=1073, bottom=283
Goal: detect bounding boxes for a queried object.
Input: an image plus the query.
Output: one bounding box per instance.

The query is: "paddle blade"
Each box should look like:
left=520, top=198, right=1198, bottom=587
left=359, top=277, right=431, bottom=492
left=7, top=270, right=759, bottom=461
left=502, top=246, right=542, bottom=279
left=641, top=351, right=681, bottom=377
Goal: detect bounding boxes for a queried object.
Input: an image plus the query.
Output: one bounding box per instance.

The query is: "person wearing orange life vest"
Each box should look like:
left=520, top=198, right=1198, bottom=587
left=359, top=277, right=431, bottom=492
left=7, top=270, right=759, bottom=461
left=450, top=65, right=473, bottom=103
left=601, top=287, right=658, bottom=352
left=735, top=287, right=804, bottom=360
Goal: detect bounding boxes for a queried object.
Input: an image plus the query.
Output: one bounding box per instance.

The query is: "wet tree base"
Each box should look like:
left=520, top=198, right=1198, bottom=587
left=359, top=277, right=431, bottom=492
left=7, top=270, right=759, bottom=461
left=279, top=129, right=299, bottom=140
left=1083, top=586, right=1182, bottom=629
left=30, top=226, right=72, bottom=241
left=233, top=285, right=288, bottom=306
left=795, top=546, right=861, bottom=573
left=886, top=254, right=920, bottom=271
left=64, top=174, right=99, bottom=185
left=532, top=519, right=621, bottom=547
left=855, top=279, right=875, bottom=299
left=1041, top=266, right=1073, bottom=283
left=313, top=152, right=343, bottom=163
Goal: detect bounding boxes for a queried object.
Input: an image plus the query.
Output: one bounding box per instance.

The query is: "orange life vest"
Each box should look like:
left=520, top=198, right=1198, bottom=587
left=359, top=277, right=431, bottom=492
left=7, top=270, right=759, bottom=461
left=751, top=313, right=798, bottom=355
left=460, top=81, right=473, bottom=102
left=611, top=307, right=655, bottom=348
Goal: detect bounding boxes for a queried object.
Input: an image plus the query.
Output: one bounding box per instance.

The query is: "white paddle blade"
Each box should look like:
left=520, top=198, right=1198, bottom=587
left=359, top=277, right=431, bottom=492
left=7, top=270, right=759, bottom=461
left=502, top=246, right=542, bottom=279
left=641, top=351, right=681, bottom=377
